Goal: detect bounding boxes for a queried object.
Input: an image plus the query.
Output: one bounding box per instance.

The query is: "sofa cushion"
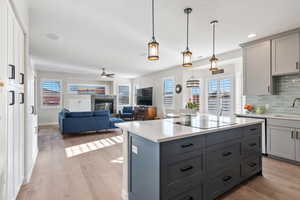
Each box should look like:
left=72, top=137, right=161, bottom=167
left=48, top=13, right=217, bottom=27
left=110, top=117, right=124, bottom=124
left=66, top=112, right=93, bottom=118
left=94, top=110, right=110, bottom=116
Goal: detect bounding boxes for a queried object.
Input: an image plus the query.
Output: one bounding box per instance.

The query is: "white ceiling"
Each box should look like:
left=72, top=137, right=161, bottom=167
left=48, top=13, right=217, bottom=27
left=29, top=0, right=300, bottom=78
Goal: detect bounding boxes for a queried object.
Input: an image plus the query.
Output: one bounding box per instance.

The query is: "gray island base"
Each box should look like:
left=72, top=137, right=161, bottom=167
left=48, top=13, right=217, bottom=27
left=122, top=118, right=263, bottom=200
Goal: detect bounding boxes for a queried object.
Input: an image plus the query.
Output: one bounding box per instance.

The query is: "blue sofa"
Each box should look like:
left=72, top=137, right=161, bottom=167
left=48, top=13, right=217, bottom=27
left=119, top=106, right=134, bottom=120
left=59, top=109, right=124, bottom=134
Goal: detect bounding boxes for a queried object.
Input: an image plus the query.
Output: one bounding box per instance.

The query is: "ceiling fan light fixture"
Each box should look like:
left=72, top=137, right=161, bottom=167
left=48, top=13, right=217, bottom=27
left=182, top=8, right=193, bottom=67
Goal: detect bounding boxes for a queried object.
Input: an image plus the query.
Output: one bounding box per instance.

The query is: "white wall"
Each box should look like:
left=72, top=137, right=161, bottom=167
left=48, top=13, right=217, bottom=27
left=36, top=71, right=116, bottom=125
left=132, top=67, right=185, bottom=117
left=132, top=49, right=243, bottom=117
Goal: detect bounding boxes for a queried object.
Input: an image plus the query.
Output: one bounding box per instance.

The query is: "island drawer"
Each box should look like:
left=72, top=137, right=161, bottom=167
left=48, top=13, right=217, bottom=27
left=206, top=141, right=240, bottom=173
left=243, top=124, right=261, bottom=137
left=242, top=135, right=261, bottom=156
left=168, top=185, right=203, bottom=200
left=161, top=135, right=204, bottom=157
left=166, top=154, right=204, bottom=184
left=205, top=164, right=240, bottom=200
left=241, top=154, right=261, bottom=180
left=205, top=128, right=242, bottom=147
left=164, top=174, right=204, bottom=199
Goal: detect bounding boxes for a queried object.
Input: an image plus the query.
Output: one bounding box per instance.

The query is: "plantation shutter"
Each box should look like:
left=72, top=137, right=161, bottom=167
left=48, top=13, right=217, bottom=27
left=41, top=81, right=61, bottom=107
left=163, top=79, right=174, bottom=106
left=207, top=79, right=218, bottom=114
left=207, top=78, right=233, bottom=116
left=118, top=85, right=130, bottom=105
left=191, top=87, right=200, bottom=110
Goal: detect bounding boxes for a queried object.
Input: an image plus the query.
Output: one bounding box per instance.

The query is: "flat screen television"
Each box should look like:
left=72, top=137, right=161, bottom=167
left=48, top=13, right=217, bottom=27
left=136, top=87, right=153, bottom=106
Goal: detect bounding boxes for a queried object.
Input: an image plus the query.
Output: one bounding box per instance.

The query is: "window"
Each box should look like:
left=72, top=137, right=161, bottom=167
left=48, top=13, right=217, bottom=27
left=41, top=80, right=61, bottom=107
left=207, top=77, right=234, bottom=116
left=118, top=85, right=130, bottom=105
left=191, top=87, right=200, bottom=110
left=163, top=78, right=174, bottom=106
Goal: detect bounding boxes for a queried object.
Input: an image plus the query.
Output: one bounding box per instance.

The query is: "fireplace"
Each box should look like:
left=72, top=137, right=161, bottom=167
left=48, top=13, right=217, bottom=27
left=91, top=95, right=117, bottom=114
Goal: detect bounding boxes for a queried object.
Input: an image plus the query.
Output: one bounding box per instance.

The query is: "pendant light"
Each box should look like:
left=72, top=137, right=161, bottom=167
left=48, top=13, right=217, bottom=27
left=186, top=76, right=200, bottom=88
left=209, top=20, right=219, bottom=72
left=182, top=8, right=193, bottom=67
left=148, top=0, right=159, bottom=61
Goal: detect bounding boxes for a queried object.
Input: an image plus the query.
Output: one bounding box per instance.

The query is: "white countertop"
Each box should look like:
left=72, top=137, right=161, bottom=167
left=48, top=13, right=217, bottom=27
left=235, top=112, right=300, bottom=121
left=116, top=115, right=264, bottom=143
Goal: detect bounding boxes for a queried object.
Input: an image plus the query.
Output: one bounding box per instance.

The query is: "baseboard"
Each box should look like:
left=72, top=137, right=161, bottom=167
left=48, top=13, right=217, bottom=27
left=25, top=146, right=39, bottom=183
left=121, top=189, right=129, bottom=200
left=38, top=122, right=58, bottom=126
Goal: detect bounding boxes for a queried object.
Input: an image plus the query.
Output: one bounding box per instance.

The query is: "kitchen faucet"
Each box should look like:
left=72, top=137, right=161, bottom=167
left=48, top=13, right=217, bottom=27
left=217, top=94, right=224, bottom=117
left=291, top=98, right=300, bottom=108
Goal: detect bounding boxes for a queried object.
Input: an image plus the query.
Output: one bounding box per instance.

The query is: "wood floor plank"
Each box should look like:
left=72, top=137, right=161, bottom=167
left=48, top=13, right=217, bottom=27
left=17, top=126, right=300, bottom=200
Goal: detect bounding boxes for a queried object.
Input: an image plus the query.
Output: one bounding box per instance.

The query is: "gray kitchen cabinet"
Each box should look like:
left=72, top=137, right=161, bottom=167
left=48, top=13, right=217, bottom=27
left=296, top=129, right=300, bottom=162
left=272, top=33, right=300, bottom=76
left=128, top=124, right=262, bottom=200
left=267, top=126, right=295, bottom=160
left=267, top=118, right=300, bottom=163
left=242, top=41, right=272, bottom=96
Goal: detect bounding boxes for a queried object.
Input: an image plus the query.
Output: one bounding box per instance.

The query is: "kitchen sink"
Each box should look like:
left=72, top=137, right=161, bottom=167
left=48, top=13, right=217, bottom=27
left=271, top=114, right=300, bottom=119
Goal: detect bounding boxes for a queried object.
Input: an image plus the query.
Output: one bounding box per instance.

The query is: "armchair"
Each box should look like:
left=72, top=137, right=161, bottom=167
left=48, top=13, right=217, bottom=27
left=119, top=106, right=134, bottom=120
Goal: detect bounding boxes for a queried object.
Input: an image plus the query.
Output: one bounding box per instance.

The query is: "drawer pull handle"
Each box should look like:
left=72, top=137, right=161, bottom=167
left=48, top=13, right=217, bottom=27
left=182, top=196, right=193, bottom=200
left=250, top=128, right=257, bottom=131
left=222, top=176, right=232, bottom=182
left=180, top=166, right=194, bottom=172
left=248, top=162, right=257, bottom=168
left=9, top=91, right=15, bottom=106
left=181, top=143, right=194, bottom=148
left=222, top=152, right=232, bottom=157
left=249, top=143, right=257, bottom=147
left=8, top=64, right=15, bottom=79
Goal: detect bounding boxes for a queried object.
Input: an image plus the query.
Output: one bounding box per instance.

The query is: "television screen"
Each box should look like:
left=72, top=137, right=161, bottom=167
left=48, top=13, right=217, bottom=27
left=136, top=87, right=153, bottom=106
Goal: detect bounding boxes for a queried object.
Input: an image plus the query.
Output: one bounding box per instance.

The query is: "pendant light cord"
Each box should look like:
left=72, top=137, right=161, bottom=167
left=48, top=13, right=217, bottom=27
left=186, top=11, right=190, bottom=50
left=152, top=0, right=155, bottom=40
left=212, top=22, right=215, bottom=55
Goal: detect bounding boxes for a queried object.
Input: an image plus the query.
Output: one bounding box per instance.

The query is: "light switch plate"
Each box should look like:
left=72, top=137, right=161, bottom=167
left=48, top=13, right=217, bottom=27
left=132, top=145, right=138, bottom=154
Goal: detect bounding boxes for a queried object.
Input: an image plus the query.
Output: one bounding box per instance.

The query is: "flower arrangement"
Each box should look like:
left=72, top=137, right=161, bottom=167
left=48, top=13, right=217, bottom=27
left=186, top=98, right=198, bottom=110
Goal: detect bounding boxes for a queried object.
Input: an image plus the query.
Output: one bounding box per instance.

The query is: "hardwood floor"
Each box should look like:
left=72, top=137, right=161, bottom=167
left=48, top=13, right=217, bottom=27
left=18, top=126, right=300, bottom=200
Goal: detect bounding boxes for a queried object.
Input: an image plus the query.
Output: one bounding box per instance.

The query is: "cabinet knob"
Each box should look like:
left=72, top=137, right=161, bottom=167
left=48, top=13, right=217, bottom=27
left=0, top=81, right=4, bottom=87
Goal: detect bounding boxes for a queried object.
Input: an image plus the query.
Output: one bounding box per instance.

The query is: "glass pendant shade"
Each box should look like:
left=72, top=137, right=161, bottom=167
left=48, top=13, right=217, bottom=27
left=186, top=77, right=200, bottom=88
left=148, top=39, right=159, bottom=61
left=209, top=54, right=219, bottom=72
left=182, top=49, right=192, bottom=67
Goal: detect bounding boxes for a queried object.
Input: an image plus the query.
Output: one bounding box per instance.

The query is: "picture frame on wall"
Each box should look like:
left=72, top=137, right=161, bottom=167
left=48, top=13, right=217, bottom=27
left=67, top=84, right=106, bottom=95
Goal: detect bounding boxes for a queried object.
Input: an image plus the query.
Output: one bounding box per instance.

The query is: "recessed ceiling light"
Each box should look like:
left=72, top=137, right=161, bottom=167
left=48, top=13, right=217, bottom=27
left=46, top=33, right=60, bottom=41
left=248, top=33, right=257, bottom=38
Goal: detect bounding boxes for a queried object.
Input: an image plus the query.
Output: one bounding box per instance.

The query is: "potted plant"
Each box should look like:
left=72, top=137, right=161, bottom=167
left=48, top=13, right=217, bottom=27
left=185, top=98, right=198, bottom=115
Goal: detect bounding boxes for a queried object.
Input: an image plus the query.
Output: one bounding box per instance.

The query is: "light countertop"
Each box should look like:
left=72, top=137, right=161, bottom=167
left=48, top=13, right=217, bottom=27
left=116, top=115, right=264, bottom=143
left=235, top=112, right=300, bottom=121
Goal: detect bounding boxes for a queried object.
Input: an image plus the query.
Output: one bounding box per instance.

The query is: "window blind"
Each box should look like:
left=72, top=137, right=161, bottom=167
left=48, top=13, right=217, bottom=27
left=163, top=79, right=174, bottom=106
left=191, top=87, right=200, bottom=110
left=207, top=78, right=233, bottom=115
left=118, top=85, right=130, bottom=105
left=41, top=81, right=61, bottom=106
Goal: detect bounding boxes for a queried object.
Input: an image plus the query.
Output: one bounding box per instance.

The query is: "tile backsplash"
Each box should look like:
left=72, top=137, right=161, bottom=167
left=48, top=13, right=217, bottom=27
left=246, top=74, right=300, bottom=114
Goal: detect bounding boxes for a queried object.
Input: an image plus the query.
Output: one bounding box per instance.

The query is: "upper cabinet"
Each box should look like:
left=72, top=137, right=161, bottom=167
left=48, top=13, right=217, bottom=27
left=241, top=28, right=300, bottom=96
left=272, top=33, right=300, bottom=76
left=243, top=41, right=272, bottom=96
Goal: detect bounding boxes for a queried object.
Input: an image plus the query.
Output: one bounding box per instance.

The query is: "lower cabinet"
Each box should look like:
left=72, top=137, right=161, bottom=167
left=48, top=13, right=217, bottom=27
left=267, top=126, right=295, bottom=160
left=267, top=119, right=300, bottom=162
left=128, top=124, right=262, bottom=200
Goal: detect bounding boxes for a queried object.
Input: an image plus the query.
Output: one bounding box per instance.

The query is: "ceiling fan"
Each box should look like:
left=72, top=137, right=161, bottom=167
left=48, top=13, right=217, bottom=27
left=100, top=67, right=115, bottom=78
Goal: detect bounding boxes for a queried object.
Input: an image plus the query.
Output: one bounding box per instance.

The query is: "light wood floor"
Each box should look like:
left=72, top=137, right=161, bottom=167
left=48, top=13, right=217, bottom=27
left=18, top=126, right=300, bottom=200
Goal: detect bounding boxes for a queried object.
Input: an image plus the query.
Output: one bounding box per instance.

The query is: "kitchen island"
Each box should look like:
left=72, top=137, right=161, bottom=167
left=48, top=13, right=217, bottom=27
left=116, top=115, right=264, bottom=200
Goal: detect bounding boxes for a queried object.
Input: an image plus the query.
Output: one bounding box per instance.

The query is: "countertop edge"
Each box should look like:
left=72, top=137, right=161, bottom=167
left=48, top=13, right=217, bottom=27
left=116, top=120, right=263, bottom=143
